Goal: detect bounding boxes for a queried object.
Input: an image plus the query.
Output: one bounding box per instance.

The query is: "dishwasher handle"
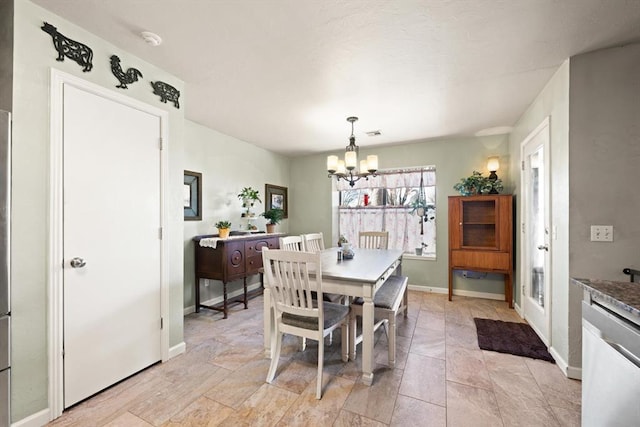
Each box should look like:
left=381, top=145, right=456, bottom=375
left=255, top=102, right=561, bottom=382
left=605, top=340, right=640, bottom=369
left=582, top=300, right=640, bottom=361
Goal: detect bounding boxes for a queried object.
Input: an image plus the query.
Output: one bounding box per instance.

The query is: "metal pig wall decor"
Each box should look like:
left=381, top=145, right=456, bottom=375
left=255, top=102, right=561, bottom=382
left=150, top=81, right=180, bottom=109
left=110, top=55, right=143, bottom=89
left=41, top=22, right=93, bottom=72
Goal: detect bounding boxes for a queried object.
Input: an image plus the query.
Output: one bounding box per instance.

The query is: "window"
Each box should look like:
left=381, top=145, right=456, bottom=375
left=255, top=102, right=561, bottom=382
left=338, top=167, right=436, bottom=257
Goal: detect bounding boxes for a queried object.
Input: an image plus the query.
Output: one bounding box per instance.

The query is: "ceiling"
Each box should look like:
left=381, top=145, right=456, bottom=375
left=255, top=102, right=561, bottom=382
left=31, top=0, right=640, bottom=157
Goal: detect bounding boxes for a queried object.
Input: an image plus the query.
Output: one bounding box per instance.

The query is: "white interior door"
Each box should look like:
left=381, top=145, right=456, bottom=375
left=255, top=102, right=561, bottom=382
left=63, top=84, right=162, bottom=407
left=521, top=118, right=551, bottom=344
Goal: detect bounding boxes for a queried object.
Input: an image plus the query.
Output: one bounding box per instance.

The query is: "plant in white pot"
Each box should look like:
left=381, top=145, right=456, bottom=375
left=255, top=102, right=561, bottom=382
left=261, top=208, right=284, bottom=233
left=237, top=187, right=261, bottom=206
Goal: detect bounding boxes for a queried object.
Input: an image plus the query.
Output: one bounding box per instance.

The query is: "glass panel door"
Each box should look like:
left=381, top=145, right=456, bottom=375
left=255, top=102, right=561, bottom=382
left=528, top=149, right=545, bottom=307
left=522, top=119, right=551, bottom=344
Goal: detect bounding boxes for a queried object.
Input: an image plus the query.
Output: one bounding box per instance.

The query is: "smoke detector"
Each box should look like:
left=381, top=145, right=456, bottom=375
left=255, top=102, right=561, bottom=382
left=141, top=31, right=162, bottom=47
left=366, top=130, right=382, bottom=137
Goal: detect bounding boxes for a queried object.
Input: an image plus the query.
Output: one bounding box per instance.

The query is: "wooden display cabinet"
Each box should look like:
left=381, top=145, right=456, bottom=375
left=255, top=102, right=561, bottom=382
left=448, top=194, right=514, bottom=307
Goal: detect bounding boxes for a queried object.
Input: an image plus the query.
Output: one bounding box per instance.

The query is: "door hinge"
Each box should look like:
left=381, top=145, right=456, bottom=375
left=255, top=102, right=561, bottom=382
left=522, top=223, right=525, bottom=233
left=521, top=160, right=525, bottom=171
left=159, top=137, right=164, bottom=150
left=159, top=227, right=163, bottom=240
left=160, top=317, right=163, bottom=329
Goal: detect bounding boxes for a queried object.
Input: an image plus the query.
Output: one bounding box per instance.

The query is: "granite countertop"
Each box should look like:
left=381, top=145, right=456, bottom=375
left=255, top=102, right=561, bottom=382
left=572, top=277, right=640, bottom=320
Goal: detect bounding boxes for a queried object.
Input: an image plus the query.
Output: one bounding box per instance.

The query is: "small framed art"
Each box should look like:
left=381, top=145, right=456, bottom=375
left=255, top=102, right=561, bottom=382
left=265, top=184, right=288, bottom=218
left=184, top=170, right=202, bottom=220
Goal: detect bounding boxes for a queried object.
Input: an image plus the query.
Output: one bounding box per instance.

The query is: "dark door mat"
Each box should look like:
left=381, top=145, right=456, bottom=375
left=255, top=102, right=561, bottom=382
left=473, top=318, right=555, bottom=363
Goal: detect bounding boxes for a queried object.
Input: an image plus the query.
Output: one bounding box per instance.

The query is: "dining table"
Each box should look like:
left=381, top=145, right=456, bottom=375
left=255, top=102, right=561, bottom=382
left=263, top=247, right=404, bottom=386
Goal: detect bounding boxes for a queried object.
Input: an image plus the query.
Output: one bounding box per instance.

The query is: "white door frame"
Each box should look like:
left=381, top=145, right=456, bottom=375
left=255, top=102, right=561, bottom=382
left=47, top=69, right=170, bottom=418
left=520, top=116, right=552, bottom=345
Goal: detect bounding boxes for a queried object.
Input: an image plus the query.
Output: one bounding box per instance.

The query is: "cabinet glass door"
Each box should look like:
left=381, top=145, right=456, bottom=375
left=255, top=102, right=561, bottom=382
left=461, top=199, right=498, bottom=249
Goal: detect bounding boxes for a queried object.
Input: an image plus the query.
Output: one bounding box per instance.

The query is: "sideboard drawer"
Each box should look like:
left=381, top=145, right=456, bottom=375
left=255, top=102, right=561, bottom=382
left=246, top=255, right=264, bottom=275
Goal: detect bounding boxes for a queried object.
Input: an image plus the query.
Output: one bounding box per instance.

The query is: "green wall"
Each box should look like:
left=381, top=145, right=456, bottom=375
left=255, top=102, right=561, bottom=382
left=182, top=120, right=291, bottom=310
left=11, top=1, right=185, bottom=421
left=289, top=135, right=511, bottom=295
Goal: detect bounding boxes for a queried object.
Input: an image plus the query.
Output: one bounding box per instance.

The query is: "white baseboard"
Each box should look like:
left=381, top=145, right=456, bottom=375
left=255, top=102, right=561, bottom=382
left=407, top=284, right=506, bottom=302
left=566, top=365, right=582, bottom=380
left=184, top=282, right=263, bottom=316
left=12, top=408, right=50, bottom=427
left=453, top=289, right=505, bottom=301
left=168, top=342, right=186, bottom=359
left=513, top=302, right=523, bottom=317
left=407, top=284, right=447, bottom=294
left=549, top=345, right=582, bottom=380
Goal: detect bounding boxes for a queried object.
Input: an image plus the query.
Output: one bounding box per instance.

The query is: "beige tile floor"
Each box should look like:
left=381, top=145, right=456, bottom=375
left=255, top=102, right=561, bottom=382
left=49, top=291, right=582, bottom=426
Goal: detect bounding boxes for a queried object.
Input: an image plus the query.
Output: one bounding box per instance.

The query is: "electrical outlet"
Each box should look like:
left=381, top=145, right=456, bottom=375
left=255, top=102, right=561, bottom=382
left=590, top=225, right=614, bottom=242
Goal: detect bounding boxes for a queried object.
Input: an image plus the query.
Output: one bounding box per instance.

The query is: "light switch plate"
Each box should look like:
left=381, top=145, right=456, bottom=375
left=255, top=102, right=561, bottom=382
left=590, top=225, right=613, bottom=242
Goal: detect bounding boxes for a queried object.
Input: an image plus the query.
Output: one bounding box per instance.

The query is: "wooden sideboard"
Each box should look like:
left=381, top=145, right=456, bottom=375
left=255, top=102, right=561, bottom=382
left=448, top=195, right=514, bottom=308
left=193, top=233, right=282, bottom=318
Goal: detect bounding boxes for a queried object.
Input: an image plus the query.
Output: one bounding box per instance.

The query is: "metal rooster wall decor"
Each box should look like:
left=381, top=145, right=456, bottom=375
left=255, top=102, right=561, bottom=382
left=150, top=81, right=181, bottom=109
left=110, top=55, right=143, bottom=89
left=41, top=22, right=93, bottom=72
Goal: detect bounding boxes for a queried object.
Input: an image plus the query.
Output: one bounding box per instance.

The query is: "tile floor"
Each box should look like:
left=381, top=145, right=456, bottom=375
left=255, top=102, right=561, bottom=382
left=49, top=291, right=582, bottom=426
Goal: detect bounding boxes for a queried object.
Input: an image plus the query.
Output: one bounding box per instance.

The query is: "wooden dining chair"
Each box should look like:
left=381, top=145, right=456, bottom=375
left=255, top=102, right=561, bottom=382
left=301, top=232, right=325, bottom=253
left=349, top=274, right=408, bottom=367
left=279, top=235, right=303, bottom=251
left=359, top=231, right=389, bottom=249
left=262, top=248, right=349, bottom=399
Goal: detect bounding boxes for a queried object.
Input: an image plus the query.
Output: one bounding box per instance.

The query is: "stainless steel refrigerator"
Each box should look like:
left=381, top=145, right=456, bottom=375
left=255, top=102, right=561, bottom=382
left=0, top=110, right=11, bottom=427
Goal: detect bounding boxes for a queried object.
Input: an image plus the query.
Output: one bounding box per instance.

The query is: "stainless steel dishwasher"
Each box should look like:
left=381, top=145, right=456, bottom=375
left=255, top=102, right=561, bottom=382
left=582, top=285, right=640, bottom=426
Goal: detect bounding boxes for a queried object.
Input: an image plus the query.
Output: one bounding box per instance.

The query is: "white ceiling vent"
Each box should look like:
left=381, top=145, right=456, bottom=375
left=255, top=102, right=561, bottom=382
left=141, top=31, right=162, bottom=46
left=366, top=130, right=382, bottom=137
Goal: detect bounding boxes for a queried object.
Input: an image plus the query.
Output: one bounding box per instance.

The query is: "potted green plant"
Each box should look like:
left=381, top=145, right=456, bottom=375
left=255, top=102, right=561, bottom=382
left=260, top=208, right=284, bottom=233
left=453, top=171, right=503, bottom=196
left=237, top=187, right=261, bottom=207
left=214, top=220, right=232, bottom=239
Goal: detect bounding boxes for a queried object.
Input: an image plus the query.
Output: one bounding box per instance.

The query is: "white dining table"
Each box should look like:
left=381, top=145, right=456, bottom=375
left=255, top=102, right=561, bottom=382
left=263, top=247, right=403, bottom=386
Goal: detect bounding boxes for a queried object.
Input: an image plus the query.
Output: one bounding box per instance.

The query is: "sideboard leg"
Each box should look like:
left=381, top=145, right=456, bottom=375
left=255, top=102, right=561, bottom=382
left=222, top=282, right=228, bottom=319
left=243, top=277, right=248, bottom=309
left=195, top=276, right=201, bottom=313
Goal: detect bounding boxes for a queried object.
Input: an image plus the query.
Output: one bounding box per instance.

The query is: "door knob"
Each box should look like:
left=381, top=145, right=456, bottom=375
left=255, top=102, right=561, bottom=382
left=537, top=245, right=549, bottom=251
left=70, top=257, right=86, bottom=268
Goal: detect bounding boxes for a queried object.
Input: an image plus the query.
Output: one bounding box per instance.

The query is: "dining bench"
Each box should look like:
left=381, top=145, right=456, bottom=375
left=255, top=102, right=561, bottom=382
left=349, top=274, right=409, bottom=367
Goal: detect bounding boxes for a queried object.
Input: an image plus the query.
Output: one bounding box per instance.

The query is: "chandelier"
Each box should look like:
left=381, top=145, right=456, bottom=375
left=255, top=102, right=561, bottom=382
left=326, top=116, right=379, bottom=187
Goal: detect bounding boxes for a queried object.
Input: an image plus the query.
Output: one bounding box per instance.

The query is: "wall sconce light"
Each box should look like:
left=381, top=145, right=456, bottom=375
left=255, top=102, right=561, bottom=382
left=487, top=156, right=500, bottom=194
left=327, top=116, right=378, bottom=187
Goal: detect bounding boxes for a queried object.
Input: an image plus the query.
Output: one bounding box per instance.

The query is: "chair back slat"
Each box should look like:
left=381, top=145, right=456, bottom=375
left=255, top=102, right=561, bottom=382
left=302, top=232, right=325, bottom=253
left=263, top=249, right=323, bottom=321
left=359, top=231, right=389, bottom=249
left=279, top=235, right=303, bottom=251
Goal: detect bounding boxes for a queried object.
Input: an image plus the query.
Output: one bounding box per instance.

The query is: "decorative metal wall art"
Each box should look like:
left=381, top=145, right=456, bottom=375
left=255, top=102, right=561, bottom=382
left=150, top=81, right=180, bottom=109
left=41, top=22, right=93, bottom=72
left=110, top=55, right=143, bottom=89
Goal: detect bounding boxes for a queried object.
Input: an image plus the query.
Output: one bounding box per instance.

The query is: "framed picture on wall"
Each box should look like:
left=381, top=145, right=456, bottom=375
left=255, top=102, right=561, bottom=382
left=184, top=170, right=202, bottom=220
left=265, top=184, right=288, bottom=218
